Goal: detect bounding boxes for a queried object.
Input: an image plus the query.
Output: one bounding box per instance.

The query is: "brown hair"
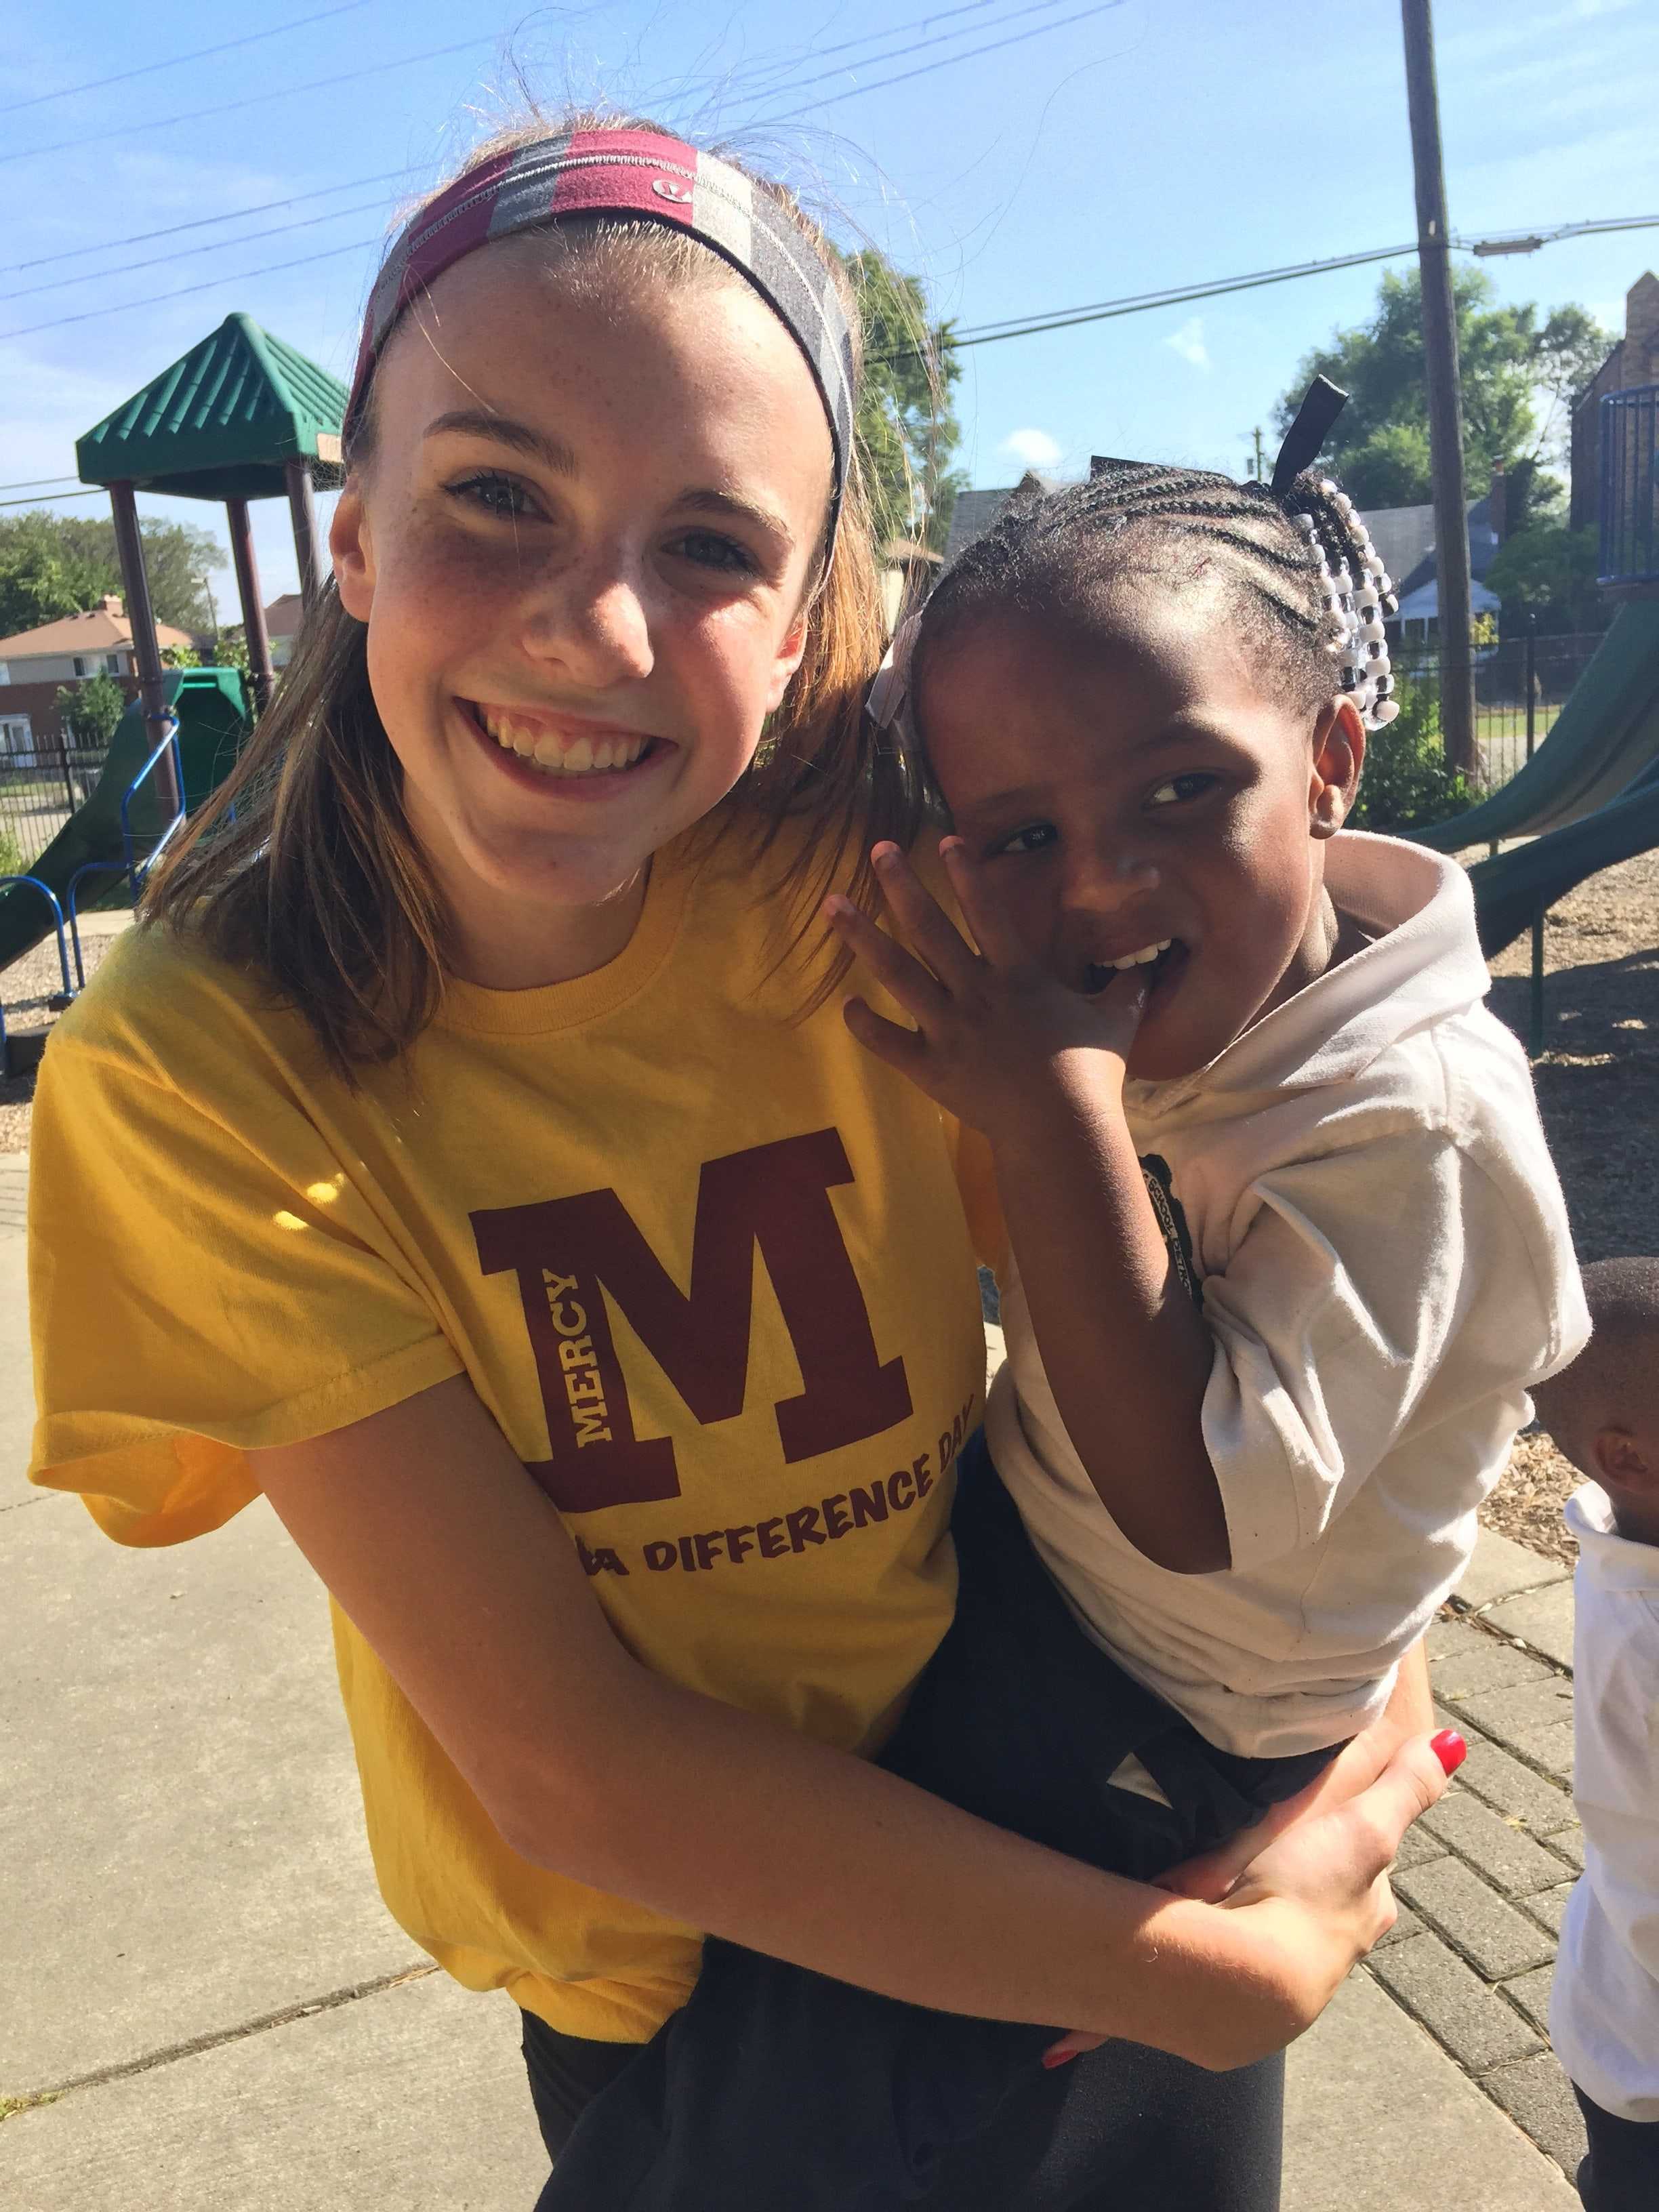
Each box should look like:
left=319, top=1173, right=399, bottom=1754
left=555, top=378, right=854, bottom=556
left=147, top=112, right=921, bottom=1078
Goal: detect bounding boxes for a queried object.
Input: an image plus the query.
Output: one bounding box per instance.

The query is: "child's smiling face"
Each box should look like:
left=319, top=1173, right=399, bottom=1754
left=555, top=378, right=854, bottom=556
left=329, top=236, right=834, bottom=949
left=914, top=577, right=1364, bottom=1082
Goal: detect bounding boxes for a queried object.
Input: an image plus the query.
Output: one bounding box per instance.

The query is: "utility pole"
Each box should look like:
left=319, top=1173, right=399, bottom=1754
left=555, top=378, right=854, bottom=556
left=1401, top=0, right=1476, bottom=778
left=1247, top=426, right=1267, bottom=482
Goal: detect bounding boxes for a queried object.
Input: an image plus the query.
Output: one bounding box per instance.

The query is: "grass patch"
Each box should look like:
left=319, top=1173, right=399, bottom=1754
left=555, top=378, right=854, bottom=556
left=0, top=2090, right=62, bottom=2123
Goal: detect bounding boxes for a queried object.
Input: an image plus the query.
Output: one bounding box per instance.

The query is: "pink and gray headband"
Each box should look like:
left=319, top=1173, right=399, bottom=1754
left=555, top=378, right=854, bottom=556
left=347, top=127, right=857, bottom=531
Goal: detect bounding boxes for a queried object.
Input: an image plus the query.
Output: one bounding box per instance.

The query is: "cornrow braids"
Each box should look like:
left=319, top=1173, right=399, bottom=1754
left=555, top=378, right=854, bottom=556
left=899, top=453, right=1399, bottom=744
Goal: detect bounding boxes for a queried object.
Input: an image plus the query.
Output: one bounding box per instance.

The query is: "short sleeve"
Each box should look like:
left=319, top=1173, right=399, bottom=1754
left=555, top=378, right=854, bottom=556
left=1198, top=1128, right=1563, bottom=1572
left=28, top=1035, right=463, bottom=1546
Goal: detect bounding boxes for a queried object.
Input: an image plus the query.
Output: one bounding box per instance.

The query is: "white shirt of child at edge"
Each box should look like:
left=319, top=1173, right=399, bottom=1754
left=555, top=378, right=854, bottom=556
left=1550, top=1482, right=1659, bottom=2124
left=987, top=831, right=1591, bottom=1759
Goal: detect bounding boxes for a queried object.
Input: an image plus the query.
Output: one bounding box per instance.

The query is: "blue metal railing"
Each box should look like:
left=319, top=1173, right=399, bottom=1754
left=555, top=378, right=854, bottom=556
left=0, top=874, right=73, bottom=1073
left=64, top=721, right=184, bottom=989
left=1599, top=382, right=1659, bottom=588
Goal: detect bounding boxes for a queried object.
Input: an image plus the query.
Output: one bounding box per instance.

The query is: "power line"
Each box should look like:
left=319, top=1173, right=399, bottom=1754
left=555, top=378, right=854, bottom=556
left=0, top=489, right=110, bottom=508
left=5, top=0, right=1086, bottom=286
left=0, top=238, right=373, bottom=343
left=0, top=0, right=1123, bottom=337
left=9, top=0, right=377, bottom=115
left=0, top=166, right=425, bottom=276
left=762, top=0, right=1126, bottom=124
left=8, top=197, right=397, bottom=306
left=1, top=33, right=494, bottom=167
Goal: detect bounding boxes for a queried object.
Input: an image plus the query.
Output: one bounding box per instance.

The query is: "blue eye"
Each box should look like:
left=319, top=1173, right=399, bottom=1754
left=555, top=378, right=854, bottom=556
left=670, top=530, right=756, bottom=575
left=1147, top=772, right=1218, bottom=808
left=449, top=472, right=538, bottom=520
left=991, top=822, right=1057, bottom=857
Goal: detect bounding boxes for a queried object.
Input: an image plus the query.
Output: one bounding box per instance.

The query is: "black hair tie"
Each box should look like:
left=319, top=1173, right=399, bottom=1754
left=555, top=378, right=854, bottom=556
left=1270, top=375, right=1349, bottom=497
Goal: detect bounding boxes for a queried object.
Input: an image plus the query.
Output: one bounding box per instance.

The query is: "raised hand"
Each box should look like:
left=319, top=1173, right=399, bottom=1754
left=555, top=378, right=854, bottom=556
left=823, top=839, right=1146, bottom=1139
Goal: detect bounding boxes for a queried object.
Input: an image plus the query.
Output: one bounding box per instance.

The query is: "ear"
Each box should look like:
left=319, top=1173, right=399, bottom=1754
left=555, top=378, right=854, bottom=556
left=1309, top=698, right=1366, bottom=840
left=1593, top=1426, right=1656, bottom=1490
left=760, top=602, right=813, bottom=717
left=330, top=480, right=376, bottom=623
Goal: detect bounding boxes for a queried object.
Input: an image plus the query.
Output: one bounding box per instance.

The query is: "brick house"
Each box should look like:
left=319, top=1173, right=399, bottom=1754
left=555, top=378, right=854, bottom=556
left=0, top=596, right=197, bottom=756
left=1569, top=272, right=1659, bottom=535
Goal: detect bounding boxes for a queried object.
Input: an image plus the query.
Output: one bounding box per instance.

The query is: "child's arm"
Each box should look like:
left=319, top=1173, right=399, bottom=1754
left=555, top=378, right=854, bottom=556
left=826, top=840, right=1226, bottom=1572
left=251, top=1373, right=1452, bottom=2070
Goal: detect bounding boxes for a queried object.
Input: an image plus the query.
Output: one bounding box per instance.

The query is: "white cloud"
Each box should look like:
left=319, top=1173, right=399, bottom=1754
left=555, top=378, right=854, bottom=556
left=1000, top=427, right=1062, bottom=470
left=1164, top=316, right=1211, bottom=372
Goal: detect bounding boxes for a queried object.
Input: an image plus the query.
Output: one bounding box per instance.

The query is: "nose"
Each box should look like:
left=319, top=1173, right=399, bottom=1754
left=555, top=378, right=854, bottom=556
left=1059, top=842, right=1161, bottom=919
left=520, top=544, right=655, bottom=690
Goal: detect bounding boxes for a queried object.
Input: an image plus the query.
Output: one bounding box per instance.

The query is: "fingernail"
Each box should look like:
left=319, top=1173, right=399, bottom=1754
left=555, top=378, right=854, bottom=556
left=1042, top=2050, right=1077, bottom=2069
left=823, top=894, right=852, bottom=919
left=1430, top=1729, right=1466, bottom=1777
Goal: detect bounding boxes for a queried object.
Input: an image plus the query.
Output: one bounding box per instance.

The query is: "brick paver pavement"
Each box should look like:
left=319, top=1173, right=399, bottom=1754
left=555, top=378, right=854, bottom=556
left=1361, top=1552, right=1590, bottom=2182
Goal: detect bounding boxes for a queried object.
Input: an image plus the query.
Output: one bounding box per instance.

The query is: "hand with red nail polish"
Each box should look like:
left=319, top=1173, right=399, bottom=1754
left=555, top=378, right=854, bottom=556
left=1431, top=1729, right=1467, bottom=1777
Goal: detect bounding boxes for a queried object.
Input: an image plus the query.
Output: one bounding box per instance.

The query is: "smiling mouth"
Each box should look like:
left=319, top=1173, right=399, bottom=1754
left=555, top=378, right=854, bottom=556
left=1086, top=940, right=1185, bottom=996
left=464, top=700, right=661, bottom=777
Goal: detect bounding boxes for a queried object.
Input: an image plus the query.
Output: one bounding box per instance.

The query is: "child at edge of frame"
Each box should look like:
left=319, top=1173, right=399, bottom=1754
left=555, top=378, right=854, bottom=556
left=1532, top=1259, right=1659, bottom=2212
left=539, top=381, right=1591, bottom=2211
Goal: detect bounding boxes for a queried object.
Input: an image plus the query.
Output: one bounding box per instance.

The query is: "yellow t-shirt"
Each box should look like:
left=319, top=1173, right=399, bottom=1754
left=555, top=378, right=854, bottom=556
left=28, top=823, right=989, bottom=2041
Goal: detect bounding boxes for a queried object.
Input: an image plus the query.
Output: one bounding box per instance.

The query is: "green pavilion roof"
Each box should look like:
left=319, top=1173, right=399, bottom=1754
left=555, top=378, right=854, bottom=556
left=76, top=312, right=348, bottom=501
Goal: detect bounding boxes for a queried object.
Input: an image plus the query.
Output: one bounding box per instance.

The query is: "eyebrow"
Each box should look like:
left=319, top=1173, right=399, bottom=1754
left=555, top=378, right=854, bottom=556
left=424, top=409, right=577, bottom=474
left=424, top=410, right=794, bottom=550
left=951, top=723, right=1245, bottom=817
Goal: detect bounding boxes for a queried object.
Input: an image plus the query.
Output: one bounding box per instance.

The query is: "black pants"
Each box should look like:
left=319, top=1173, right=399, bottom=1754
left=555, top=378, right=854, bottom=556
left=534, top=1433, right=1328, bottom=2211
left=1574, top=2084, right=1659, bottom=2211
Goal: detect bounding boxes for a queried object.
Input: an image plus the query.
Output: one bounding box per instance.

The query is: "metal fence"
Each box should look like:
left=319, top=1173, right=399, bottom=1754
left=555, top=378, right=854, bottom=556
left=1391, top=630, right=1605, bottom=792
left=1599, top=382, right=1659, bottom=588
left=0, top=740, right=111, bottom=872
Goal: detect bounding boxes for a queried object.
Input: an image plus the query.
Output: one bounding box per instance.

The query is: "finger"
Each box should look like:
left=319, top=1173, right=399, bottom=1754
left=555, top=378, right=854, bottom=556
left=842, top=996, right=930, bottom=1079
left=1155, top=1765, right=1334, bottom=1902
left=1041, top=2030, right=1109, bottom=2066
left=823, top=894, right=951, bottom=1027
left=1343, top=1735, right=1456, bottom=1872
left=867, top=844, right=983, bottom=995
left=1089, top=967, right=1152, bottom=1058
left=939, top=838, right=1029, bottom=969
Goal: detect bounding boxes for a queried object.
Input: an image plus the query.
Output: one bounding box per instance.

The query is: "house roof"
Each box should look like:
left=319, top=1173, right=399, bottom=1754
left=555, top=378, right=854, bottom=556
left=0, top=600, right=195, bottom=659
left=1373, top=491, right=1502, bottom=607
left=263, top=592, right=306, bottom=638
left=77, top=313, right=348, bottom=502
left=941, top=475, right=1069, bottom=569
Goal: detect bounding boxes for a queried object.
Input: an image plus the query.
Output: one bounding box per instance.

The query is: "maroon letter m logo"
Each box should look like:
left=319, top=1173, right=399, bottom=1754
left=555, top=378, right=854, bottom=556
left=472, top=1130, right=912, bottom=1513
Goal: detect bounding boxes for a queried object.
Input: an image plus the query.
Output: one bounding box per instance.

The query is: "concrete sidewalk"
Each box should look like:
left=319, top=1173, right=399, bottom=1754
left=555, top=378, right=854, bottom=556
left=3, top=1152, right=1581, bottom=2207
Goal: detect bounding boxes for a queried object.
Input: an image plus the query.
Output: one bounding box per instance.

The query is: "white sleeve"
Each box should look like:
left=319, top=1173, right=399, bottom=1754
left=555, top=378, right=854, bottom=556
left=1576, top=1602, right=1659, bottom=1984
left=1197, top=1128, right=1563, bottom=1572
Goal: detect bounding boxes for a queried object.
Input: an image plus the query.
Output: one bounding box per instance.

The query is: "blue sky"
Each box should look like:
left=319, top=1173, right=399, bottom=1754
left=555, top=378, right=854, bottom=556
left=3, top=0, right=1656, bottom=607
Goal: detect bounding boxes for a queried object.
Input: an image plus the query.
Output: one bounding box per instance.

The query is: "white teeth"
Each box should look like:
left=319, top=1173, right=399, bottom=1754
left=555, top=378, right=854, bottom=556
left=1109, top=939, right=1171, bottom=970
left=476, top=706, right=650, bottom=775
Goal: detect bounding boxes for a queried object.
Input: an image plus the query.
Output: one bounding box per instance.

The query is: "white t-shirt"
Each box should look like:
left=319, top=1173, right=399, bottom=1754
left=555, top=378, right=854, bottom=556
left=1550, top=1483, right=1659, bottom=2123
left=987, top=832, right=1589, bottom=1756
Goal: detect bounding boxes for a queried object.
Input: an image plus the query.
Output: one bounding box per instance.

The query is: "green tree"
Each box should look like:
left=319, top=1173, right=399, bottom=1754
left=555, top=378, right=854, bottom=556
left=844, top=250, right=964, bottom=554
left=54, top=672, right=127, bottom=748
left=0, top=536, right=108, bottom=637
left=1277, top=268, right=1612, bottom=514
left=1487, top=523, right=1603, bottom=632
left=0, top=510, right=226, bottom=632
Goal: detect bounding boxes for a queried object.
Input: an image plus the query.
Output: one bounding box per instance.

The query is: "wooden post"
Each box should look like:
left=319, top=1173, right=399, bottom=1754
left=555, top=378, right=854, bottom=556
left=1401, top=0, right=1477, bottom=780
left=106, top=478, right=182, bottom=817
left=284, top=456, right=322, bottom=607
left=225, top=497, right=276, bottom=713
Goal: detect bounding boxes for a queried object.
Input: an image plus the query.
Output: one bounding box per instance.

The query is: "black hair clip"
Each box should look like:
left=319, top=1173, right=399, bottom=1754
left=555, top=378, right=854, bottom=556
left=1270, top=376, right=1349, bottom=497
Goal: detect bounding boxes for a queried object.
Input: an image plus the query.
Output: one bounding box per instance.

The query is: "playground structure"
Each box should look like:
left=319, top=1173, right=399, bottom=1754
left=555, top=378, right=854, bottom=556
left=0, top=316, right=346, bottom=1065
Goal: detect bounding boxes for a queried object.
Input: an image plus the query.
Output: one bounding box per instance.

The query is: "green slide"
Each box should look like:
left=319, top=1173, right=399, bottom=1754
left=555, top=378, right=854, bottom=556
left=0, top=667, right=249, bottom=972
left=1411, top=602, right=1659, bottom=853
left=1469, top=756, right=1659, bottom=957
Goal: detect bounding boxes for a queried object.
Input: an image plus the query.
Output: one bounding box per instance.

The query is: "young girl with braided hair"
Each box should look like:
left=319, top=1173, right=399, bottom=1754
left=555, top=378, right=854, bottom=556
left=539, top=398, right=1587, bottom=2209
left=26, top=123, right=1456, bottom=2212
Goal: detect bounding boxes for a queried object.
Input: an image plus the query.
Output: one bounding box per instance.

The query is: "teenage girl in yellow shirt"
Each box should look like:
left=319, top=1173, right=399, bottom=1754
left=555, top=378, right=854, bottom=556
left=29, top=114, right=1449, bottom=2210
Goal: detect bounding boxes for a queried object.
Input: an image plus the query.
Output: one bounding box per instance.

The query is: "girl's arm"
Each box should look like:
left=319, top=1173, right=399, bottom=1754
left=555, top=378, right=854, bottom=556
left=251, top=1374, right=1448, bottom=2072
left=827, top=844, right=1226, bottom=1572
